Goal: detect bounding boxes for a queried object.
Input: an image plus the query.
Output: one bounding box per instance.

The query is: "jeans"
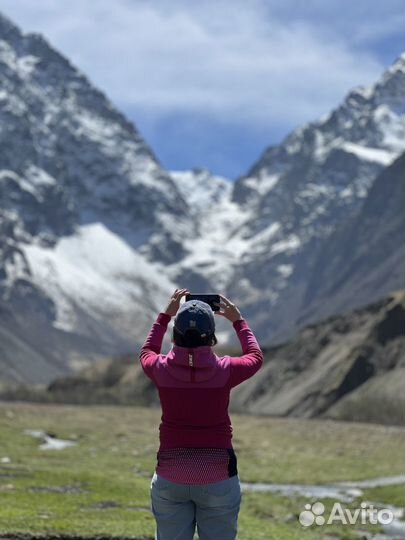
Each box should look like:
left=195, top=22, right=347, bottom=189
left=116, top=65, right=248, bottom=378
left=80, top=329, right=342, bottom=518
left=150, top=472, right=242, bottom=540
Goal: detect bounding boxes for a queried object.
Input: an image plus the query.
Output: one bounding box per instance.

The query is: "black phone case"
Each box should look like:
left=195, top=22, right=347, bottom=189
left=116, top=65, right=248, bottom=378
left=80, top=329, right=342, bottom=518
left=185, top=294, right=220, bottom=311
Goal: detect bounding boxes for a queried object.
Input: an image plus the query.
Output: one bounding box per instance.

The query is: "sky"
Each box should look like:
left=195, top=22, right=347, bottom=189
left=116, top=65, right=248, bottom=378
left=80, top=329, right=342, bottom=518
left=0, top=0, right=404, bottom=179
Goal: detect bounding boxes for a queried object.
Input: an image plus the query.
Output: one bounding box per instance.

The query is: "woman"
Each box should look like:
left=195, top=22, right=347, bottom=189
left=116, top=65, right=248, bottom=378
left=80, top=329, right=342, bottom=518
left=140, top=288, right=263, bottom=540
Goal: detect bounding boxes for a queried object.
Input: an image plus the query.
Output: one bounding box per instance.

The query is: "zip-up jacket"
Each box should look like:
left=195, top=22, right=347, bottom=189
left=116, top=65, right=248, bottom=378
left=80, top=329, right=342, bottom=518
left=140, top=313, right=263, bottom=451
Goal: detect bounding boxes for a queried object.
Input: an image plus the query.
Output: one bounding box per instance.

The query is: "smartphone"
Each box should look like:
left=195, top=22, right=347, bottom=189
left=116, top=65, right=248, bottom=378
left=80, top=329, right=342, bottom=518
left=185, top=293, right=220, bottom=311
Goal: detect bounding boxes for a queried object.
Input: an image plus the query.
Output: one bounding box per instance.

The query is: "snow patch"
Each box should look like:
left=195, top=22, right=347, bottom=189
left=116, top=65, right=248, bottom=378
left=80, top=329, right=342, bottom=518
left=243, top=173, right=279, bottom=195
left=23, top=223, right=174, bottom=332
left=170, top=196, right=251, bottom=289
left=277, top=265, right=293, bottom=278
left=341, top=142, right=395, bottom=165
left=170, top=169, right=231, bottom=210
left=26, top=165, right=56, bottom=186
left=0, top=41, right=39, bottom=79
left=76, top=109, right=120, bottom=145
left=351, top=85, right=374, bottom=100
left=271, top=235, right=301, bottom=255
left=373, top=106, right=405, bottom=153
left=17, top=55, right=40, bottom=78
left=300, top=183, right=332, bottom=199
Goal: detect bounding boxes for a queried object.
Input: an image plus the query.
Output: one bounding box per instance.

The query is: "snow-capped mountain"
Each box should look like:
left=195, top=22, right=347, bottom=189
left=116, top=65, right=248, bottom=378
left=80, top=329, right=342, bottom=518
left=0, top=13, right=193, bottom=381
left=1, top=9, right=404, bottom=382
left=170, top=53, right=405, bottom=342
left=165, top=54, right=405, bottom=340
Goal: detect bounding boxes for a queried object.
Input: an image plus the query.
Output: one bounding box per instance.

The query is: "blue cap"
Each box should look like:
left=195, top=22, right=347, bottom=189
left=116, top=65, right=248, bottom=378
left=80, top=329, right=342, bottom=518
left=174, top=300, right=215, bottom=337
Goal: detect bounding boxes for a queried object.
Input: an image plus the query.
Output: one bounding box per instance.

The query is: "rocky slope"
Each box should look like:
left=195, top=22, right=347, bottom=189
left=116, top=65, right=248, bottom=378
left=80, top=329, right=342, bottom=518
left=230, top=291, right=405, bottom=425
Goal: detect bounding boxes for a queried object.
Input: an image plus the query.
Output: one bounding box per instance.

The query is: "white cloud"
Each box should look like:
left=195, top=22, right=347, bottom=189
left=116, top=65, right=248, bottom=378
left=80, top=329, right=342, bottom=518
left=0, top=0, right=400, bottom=129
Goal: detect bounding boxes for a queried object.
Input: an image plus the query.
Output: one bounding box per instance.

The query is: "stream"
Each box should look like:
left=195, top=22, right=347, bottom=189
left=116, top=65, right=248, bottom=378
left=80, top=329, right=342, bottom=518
left=241, top=475, right=405, bottom=539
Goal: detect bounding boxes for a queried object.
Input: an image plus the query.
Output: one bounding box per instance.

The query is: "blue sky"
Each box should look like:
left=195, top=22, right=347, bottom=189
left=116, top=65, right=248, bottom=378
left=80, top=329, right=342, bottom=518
left=0, top=0, right=403, bottom=178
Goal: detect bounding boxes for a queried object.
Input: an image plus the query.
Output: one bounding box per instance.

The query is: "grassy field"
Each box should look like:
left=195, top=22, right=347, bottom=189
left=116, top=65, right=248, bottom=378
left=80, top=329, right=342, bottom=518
left=0, top=401, right=403, bottom=539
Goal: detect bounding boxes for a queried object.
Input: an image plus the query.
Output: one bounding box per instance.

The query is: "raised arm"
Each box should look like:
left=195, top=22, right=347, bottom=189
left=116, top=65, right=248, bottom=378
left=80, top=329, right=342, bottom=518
left=215, top=295, right=263, bottom=387
left=139, top=288, right=189, bottom=379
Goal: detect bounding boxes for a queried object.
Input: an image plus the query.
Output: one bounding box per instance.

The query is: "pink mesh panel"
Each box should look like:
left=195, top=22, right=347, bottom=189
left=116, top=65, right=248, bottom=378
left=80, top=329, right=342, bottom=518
left=155, top=448, right=235, bottom=484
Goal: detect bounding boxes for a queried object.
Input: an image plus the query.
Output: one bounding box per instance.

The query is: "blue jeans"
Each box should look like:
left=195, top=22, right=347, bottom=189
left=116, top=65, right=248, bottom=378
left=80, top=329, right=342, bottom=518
left=150, top=472, right=241, bottom=540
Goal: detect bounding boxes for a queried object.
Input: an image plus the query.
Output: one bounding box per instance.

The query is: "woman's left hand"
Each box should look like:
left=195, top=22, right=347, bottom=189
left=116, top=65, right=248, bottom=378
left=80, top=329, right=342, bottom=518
left=163, top=288, right=190, bottom=317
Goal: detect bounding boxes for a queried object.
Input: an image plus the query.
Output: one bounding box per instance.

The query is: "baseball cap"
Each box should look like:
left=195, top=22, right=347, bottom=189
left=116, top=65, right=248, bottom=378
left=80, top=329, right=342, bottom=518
left=174, top=300, right=215, bottom=337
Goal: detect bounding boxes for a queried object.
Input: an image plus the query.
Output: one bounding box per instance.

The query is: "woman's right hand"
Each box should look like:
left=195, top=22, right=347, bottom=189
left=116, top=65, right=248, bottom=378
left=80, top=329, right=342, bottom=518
left=215, top=294, right=242, bottom=323
left=163, top=288, right=190, bottom=317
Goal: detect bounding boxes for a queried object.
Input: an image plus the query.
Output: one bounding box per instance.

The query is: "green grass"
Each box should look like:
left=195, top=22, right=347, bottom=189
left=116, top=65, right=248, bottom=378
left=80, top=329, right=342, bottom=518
left=0, top=402, right=403, bottom=539
left=361, top=484, right=405, bottom=508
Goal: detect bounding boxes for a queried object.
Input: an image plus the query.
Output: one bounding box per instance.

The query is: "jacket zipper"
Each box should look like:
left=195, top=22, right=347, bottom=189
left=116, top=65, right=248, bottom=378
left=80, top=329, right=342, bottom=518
left=188, top=352, right=195, bottom=382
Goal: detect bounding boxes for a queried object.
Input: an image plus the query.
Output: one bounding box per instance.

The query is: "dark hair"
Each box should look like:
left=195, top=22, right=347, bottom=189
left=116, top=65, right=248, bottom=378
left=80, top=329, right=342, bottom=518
left=173, top=328, right=218, bottom=348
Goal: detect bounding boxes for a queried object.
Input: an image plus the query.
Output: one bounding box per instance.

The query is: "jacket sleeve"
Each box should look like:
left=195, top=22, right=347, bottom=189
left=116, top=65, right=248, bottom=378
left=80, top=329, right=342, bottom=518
left=228, top=319, right=263, bottom=388
left=139, top=312, right=171, bottom=380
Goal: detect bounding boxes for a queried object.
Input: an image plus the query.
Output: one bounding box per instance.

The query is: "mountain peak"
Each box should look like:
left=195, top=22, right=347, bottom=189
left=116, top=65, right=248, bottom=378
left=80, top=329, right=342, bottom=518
left=0, top=12, right=21, bottom=40
left=372, top=51, right=405, bottom=115
left=389, top=52, right=405, bottom=73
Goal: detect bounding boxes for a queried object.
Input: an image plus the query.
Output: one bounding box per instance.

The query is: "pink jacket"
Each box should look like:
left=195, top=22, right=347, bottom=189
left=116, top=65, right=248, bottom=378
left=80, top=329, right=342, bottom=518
left=140, top=313, right=263, bottom=451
